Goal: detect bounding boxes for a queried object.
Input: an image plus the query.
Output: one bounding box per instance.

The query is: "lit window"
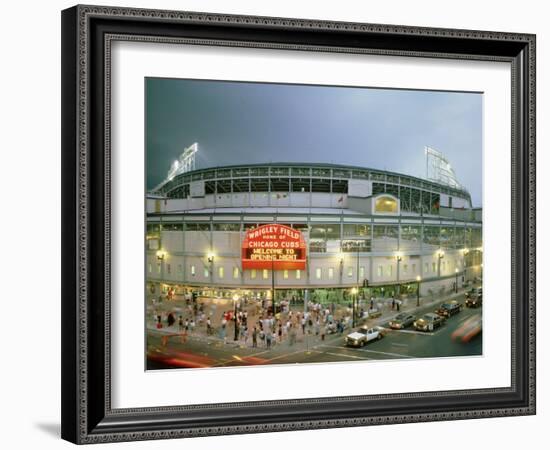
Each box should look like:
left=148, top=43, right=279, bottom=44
left=374, top=195, right=398, bottom=213
left=387, top=265, right=393, bottom=277
left=412, top=263, right=417, bottom=274
left=377, top=266, right=383, bottom=277
left=263, top=269, right=269, bottom=279
left=157, top=263, right=161, bottom=274
left=296, top=269, right=301, bottom=280
left=218, top=267, right=224, bottom=278
left=233, top=267, right=239, bottom=279
left=166, top=264, right=171, bottom=274
left=283, top=270, right=289, bottom=279
left=403, top=264, right=408, bottom=273
left=328, top=267, right=334, bottom=279
left=251, top=269, right=257, bottom=279
left=359, top=266, right=365, bottom=279
left=315, top=268, right=322, bottom=279
left=432, top=262, right=436, bottom=272
left=347, top=267, right=353, bottom=278
left=424, top=263, right=429, bottom=273
left=204, top=267, right=209, bottom=278
left=148, top=263, right=152, bottom=274
left=190, top=265, right=196, bottom=276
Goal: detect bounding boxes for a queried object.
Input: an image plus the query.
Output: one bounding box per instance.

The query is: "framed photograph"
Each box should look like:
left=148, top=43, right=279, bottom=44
left=61, top=5, right=536, bottom=444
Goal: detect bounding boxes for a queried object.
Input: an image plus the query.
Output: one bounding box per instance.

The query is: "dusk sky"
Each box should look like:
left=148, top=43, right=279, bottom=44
left=146, top=78, right=482, bottom=206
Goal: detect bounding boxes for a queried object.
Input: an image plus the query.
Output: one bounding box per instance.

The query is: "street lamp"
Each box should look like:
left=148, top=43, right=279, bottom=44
left=416, top=275, right=421, bottom=307
left=351, top=287, right=358, bottom=327
left=437, top=249, right=444, bottom=278
left=271, top=254, right=276, bottom=315
left=156, top=249, right=166, bottom=261
left=207, top=251, right=215, bottom=299
left=455, top=268, right=459, bottom=293
left=232, top=293, right=239, bottom=341
left=395, top=253, right=402, bottom=294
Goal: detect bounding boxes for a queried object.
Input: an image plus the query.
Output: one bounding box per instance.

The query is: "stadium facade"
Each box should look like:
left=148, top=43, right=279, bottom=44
left=146, top=161, right=482, bottom=304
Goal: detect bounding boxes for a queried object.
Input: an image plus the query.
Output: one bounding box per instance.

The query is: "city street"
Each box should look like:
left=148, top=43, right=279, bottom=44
left=146, top=289, right=482, bottom=369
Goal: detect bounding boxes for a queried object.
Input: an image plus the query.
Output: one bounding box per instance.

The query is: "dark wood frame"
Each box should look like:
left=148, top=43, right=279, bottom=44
left=61, top=4, right=536, bottom=444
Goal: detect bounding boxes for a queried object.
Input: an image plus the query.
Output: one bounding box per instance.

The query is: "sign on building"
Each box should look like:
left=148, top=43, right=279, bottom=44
left=241, top=224, right=307, bottom=270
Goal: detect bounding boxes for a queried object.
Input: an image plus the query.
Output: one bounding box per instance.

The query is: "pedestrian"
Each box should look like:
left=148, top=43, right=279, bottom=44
left=278, top=323, right=283, bottom=343
left=156, top=315, right=163, bottom=329
left=252, top=327, right=258, bottom=348
left=206, top=316, right=212, bottom=335
left=301, top=317, right=306, bottom=335
left=391, top=297, right=396, bottom=310
left=178, top=315, right=184, bottom=331
left=396, top=300, right=401, bottom=312
left=314, top=319, right=320, bottom=336
left=266, top=331, right=272, bottom=349
left=370, top=297, right=374, bottom=310
left=167, top=312, right=175, bottom=327
left=321, top=325, right=326, bottom=341
left=288, top=324, right=296, bottom=346
left=189, top=319, right=195, bottom=333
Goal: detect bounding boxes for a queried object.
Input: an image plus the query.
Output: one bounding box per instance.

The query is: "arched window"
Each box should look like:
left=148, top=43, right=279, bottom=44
left=374, top=195, right=398, bottom=213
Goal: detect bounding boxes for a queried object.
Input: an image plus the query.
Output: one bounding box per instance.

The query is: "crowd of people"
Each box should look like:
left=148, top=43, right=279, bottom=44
left=150, top=290, right=366, bottom=349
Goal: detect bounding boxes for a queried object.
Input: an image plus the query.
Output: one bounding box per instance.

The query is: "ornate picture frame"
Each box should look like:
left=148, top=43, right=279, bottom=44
left=61, top=5, right=535, bottom=444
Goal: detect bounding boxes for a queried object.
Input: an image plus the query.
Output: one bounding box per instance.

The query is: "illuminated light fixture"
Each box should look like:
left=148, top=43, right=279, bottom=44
left=416, top=275, right=421, bottom=282
left=395, top=252, right=403, bottom=262
left=350, top=287, right=358, bottom=295
left=207, top=252, right=215, bottom=263
left=437, top=250, right=445, bottom=258
left=156, top=250, right=166, bottom=260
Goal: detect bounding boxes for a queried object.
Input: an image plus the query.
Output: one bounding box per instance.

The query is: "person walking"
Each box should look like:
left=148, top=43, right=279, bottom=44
left=391, top=297, right=396, bottom=310
left=206, top=316, right=212, bottom=335
left=252, top=327, right=258, bottom=348
left=301, top=316, right=306, bottom=335
left=266, top=331, right=272, bottom=349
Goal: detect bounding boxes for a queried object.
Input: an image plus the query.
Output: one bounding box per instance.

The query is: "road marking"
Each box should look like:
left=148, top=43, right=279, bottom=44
left=324, top=351, right=368, bottom=360
left=391, top=343, right=409, bottom=348
left=358, top=349, right=415, bottom=358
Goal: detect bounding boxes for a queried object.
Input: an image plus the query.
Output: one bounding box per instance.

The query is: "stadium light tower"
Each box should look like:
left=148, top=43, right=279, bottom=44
left=153, top=143, right=199, bottom=192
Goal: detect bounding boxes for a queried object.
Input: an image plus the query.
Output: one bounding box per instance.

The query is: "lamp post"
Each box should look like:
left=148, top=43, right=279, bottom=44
left=437, top=249, right=444, bottom=278
left=351, top=287, right=358, bottom=327
left=455, top=268, right=459, bottom=293
left=207, top=252, right=214, bottom=299
left=232, top=293, right=239, bottom=341
left=271, top=255, right=276, bottom=316
left=416, top=275, right=421, bottom=307
left=156, top=250, right=166, bottom=297
left=395, top=253, right=402, bottom=295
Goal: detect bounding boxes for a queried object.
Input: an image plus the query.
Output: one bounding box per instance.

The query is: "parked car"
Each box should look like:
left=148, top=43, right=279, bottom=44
left=388, top=313, right=416, bottom=329
left=345, top=326, right=383, bottom=347
left=414, top=313, right=445, bottom=331
left=435, top=300, right=462, bottom=318
left=465, top=293, right=483, bottom=308
left=465, top=287, right=482, bottom=299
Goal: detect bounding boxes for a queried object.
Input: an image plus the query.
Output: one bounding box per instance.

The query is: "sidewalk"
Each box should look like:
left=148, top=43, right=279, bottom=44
left=147, top=287, right=469, bottom=353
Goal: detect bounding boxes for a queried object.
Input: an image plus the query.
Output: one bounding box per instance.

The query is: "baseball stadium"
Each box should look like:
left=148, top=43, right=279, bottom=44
left=146, top=144, right=483, bottom=311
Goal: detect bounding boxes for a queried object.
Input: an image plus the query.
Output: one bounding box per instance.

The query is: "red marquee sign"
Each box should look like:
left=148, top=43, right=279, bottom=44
left=242, top=224, right=307, bottom=270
